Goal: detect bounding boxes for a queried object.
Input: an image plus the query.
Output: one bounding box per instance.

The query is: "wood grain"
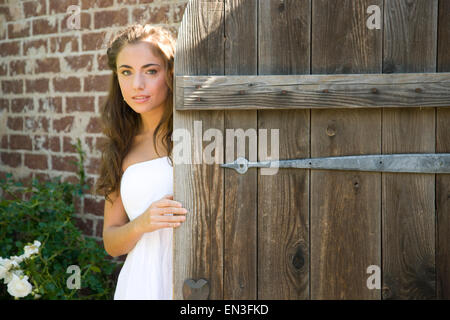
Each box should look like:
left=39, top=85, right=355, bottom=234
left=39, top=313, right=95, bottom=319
left=173, top=0, right=225, bottom=300
left=310, top=0, right=382, bottom=300
left=257, top=0, right=311, bottom=300
left=223, top=0, right=258, bottom=300
left=436, top=0, right=450, bottom=300
left=175, top=73, right=450, bottom=110
left=382, top=0, right=437, bottom=300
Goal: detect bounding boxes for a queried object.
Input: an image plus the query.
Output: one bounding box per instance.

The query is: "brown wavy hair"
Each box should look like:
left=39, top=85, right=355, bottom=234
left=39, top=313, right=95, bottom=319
left=95, top=24, right=176, bottom=204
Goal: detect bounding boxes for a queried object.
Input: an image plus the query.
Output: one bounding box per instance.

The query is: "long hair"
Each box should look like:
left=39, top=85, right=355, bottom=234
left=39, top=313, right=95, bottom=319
left=95, top=24, right=176, bottom=204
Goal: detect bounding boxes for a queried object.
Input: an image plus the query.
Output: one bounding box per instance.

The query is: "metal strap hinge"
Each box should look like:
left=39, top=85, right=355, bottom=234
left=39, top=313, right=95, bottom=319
left=220, top=153, right=450, bottom=174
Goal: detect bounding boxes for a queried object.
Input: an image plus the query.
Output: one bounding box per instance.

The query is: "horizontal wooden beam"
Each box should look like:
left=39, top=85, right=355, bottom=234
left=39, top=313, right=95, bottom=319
left=175, top=73, right=450, bottom=110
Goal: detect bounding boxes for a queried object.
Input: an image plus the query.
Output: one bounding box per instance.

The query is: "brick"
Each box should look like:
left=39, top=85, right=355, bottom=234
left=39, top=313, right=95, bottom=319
left=95, top=218, right=104, bottom=238
left=94, top=8, right=128, bottom=29
left=0, top=62, right=7, bottom=76
left=2, top=79, right=23, bottom=94
left=74, top=216, right=94, bottom=237
left=49, top=136, right=61, bottom=152
left=25, top=78, right=49, bottom=93
left=24, top=116, right=50, bottom=133
left=81, top=31, right=107, bottom=51
left=23, top=39, right=47, bottom=56
left=0, top=152, right=22, bottom=168
left=9, top=60, right=26, bottom=76
left=63, top=136, right=77, bottom=153
left=35, top=57, right=60, bottom=73
left=66, top=96, right=95, bottom=113
left=24, top=154, right=48, bottom=170
left=81, top=0, right=114, bottom=9
left=53, top=77, right=81, bottom=92
left=0, top=41, right=20, bottom=57
left=85, top=156, right=100, bottom=175
left=33, top=18, right=58, bottom=36
left=51, top=154, right=78, bottom=172
left=10, top=135, right=32, bottom=151
left=84, top=197, right=104, bottom=216
left=84, top=74, right=110, bottom=92
left=1, top=135, right=8, bottom=148
left=38, top=97, right=63, bottom=113
left=49, top=0, right=80, bottom=15
left=85, top=136, right=94, bottom=153
left=63, top=54, right=93, bottom=72
left=33, top=135, right=49, bottom=151
left=0, top=6, right=12, bottom=22
left=0, top=98, right=8, bottom=112
left=53, top=116, right=74, bottom=133
left=11, top=98, right=34, bottom=113
left=173, top=2, right=188, bottom=23
left=132, top=5, right=170, bottom=24
left=84, top=176, right=95, bottom=196
left=7, top=116, right=23, bottom=131
left=86, top=116, right=101, bottom=133
left=96, top=53, right=109, bottom=71
left=8, top=21, right=30, bottom=39
left=34, top=172, right=51, bottom=182
left=50, top=36, right=78, bottom=53
left=23, top=0, right=47, bottom=18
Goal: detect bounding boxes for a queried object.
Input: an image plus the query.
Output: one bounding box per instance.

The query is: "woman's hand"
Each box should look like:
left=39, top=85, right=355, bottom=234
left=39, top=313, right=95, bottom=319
left=134, top=194, right=188, bottom=235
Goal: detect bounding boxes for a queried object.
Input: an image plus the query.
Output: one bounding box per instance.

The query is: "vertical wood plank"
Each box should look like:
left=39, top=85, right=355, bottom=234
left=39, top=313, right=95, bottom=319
left=436, top=0, right=450, bottom=300
left=223, top=0, right=258, bottom=300
left=382, top=0, right=437, bottom=299
left=258, top=0, right=311, bottom=299
left=173, top=0, right=225, bottom=300
left=311, top=0, right=383, bottom=299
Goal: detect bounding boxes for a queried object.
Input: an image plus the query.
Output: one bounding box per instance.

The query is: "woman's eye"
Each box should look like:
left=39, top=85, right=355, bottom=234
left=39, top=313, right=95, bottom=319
left=120, top=69, right=156, bottom=76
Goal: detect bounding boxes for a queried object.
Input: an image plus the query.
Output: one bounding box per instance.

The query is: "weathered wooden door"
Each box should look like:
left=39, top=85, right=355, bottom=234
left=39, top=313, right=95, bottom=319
left=173, top=0, right=450, bottom=300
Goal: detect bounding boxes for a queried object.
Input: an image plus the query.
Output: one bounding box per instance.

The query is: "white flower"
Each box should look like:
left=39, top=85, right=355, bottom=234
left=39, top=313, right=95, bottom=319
left=3, top=271, right=13, bottom=284
left=7, top=274, right=32, bottom=298
left=0, top=259, right=18, bottom=272
left=23, top=241, right=41, bottom=259
left=10, top=255, right=24, bottom=264
left=0, top=264, right=9, bottom=281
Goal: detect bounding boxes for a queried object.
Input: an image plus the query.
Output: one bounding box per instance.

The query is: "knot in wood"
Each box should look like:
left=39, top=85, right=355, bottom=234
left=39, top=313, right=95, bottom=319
left=371, top=88, right=378, bottom=94
left=415, top=87, right=422, bottom=93
left=326, top=125, right=336, bottom=137
left=322, top=89, right=329, bottom=93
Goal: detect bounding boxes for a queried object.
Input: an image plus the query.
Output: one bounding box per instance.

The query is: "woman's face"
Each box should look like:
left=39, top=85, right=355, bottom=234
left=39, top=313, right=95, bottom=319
left=116, top=41, right=169, bottom=114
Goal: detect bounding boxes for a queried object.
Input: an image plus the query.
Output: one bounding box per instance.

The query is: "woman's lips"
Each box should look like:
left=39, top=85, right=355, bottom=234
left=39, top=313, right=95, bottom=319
left=132, top=96, right=150, bottom=103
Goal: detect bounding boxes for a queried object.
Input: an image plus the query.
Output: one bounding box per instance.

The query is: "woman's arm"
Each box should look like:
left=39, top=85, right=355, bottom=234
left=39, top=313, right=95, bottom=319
left=102, top=192, right=188, bottom=258
left=102, top=191, right=143, bottom=258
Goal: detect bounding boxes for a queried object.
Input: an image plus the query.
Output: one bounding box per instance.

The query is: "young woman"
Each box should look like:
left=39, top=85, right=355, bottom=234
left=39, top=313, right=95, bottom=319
left=95, top=24, right=188, bottom=300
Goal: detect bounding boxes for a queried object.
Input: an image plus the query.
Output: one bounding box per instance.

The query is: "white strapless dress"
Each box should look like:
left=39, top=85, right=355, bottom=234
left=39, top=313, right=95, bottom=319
left=114, top=156, right=173, bottom=300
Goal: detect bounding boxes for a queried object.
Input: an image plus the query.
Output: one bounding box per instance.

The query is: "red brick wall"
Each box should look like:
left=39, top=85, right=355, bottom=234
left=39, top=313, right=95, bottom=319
left=0, top=0, right=188, bottom=244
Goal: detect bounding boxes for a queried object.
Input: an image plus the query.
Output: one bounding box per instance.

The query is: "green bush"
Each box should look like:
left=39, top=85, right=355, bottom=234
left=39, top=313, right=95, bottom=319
left=0, top=138, right=119, bottom=299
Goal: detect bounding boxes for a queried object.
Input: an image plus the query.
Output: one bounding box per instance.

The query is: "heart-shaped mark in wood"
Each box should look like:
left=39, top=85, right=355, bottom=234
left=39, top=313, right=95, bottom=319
left=182, top=278, right=210, bottom=300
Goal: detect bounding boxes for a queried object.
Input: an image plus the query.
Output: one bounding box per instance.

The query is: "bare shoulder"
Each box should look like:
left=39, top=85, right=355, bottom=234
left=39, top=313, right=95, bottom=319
left=121, top=134, right=166, bottom=173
